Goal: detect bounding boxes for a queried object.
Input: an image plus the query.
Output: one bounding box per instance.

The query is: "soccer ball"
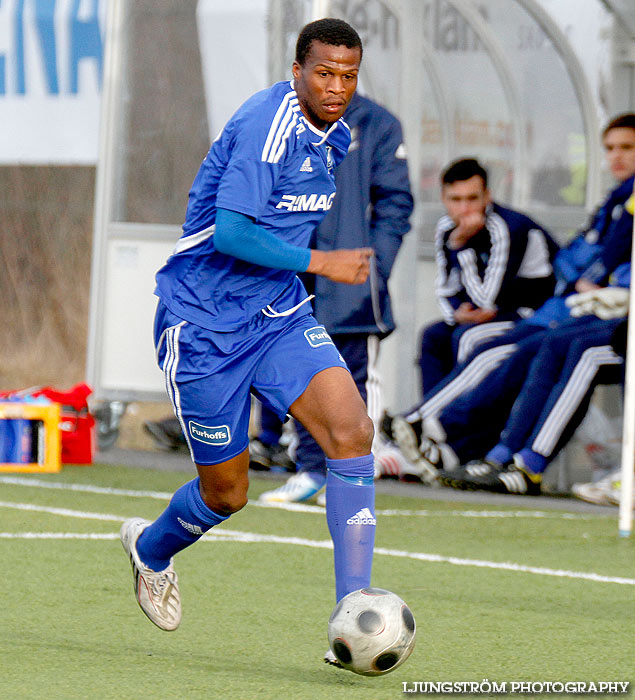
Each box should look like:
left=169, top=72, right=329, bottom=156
left=327, top=587, right=416, bottom=676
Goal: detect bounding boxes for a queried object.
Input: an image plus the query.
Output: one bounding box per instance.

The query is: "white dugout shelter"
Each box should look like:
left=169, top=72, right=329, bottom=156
left=87, top=0, right=635, bottom=531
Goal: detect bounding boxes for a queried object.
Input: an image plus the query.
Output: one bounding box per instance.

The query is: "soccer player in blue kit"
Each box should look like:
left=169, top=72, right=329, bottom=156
left=120, top=19, right=375, bottom=662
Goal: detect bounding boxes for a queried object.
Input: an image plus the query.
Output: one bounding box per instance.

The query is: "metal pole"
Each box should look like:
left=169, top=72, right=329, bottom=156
left=86, top=0, right=125, bottom=398
left=618, top=181, right=635, bottom=537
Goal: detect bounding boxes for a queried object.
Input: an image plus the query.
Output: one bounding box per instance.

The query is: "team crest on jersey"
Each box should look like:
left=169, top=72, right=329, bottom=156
left=325, top=145, right=334, bottom=173
left=304, top=326, right=334, bottom=348
left=188, top=421, right=231, bottom=446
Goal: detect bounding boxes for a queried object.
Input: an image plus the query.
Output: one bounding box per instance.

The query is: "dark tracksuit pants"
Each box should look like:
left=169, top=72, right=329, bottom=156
left=434, top=317, right=624, bottom=465
left=417, top=314, right=518, bottom=396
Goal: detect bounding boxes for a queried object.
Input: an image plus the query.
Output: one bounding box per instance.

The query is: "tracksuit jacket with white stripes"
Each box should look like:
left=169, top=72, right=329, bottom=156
left=435, top=203, right=559, bottom=325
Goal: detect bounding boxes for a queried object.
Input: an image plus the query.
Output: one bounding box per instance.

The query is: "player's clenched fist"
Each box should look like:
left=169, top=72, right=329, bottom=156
left=448, top=211, right=486, bottom=249
left=307, top=247, right=374, bottom=284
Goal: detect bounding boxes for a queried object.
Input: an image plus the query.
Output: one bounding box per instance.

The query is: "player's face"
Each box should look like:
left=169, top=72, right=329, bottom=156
left=441, top=176, right=490, bottom=224
left=603, top=127, right=635, bottom=182
left=293, top=40, right=361, bottom=129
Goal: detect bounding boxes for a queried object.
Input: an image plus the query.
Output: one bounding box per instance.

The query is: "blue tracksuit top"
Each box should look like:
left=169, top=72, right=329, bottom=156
left=310, top=93, right=414, bottom=337
left=554, top=175, right=634, bottom=291
left=528, top=175, right=634, bottom=327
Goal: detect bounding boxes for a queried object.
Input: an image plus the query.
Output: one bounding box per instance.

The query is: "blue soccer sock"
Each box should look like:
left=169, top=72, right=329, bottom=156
left=325, top=454, right=375, bottom=602
left=485, top=443, right=513, bottom=466
left=515, top=448, right=548, bottom=475
left=136, top=478, right=229, bottom=571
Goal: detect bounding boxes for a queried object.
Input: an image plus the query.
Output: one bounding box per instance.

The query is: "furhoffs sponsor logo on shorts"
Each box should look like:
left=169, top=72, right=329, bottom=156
left=188, top=421, right=231, bottom=445
left=304, top=326, right=334, bottom=348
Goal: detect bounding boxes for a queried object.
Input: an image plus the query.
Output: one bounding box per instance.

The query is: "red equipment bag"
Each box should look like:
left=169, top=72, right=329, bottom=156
left=33, top=384, right=95, bottom=464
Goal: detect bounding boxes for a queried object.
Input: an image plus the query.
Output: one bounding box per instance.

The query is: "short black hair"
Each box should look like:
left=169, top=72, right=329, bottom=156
left=603, top=113, right=635, bottom=137
left=441, top=158, right=488, bottom=188
left=295, top=18, right=362, bottom=66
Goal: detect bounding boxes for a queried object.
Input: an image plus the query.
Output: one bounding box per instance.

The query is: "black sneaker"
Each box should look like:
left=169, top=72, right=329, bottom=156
left=268, top=444, right=296, bottom=472
left=249, top=438, right=274, bottom=470
left=391, top=416, right=443, bottom=485
left=438, top=459, right=505, bottom=490
left=143, top=418, right=187, bottom=451
left=248, top=439, right=295, bottom=472
left=380, top=411, right=396, bottom=442
left=390, top=416, right=424, bottom=464
left=442, top=459, right=541, bottom=495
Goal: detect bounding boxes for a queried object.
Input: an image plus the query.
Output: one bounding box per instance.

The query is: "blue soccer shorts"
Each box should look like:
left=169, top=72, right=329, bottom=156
left=154, top=301, right=349, bottom=465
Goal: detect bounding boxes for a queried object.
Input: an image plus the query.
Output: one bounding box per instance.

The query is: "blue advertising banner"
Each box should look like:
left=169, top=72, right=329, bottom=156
left=0, top=0, right=105, bottom=163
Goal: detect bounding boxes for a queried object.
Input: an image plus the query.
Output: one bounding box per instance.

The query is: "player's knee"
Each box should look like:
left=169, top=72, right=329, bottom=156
left=199, top=480, right=248, bottom=515
left=331, top=413, right=374, bottom=455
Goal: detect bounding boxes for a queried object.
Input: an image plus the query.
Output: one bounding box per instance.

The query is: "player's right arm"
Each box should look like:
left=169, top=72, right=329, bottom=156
left=306, top=247, right=373, bottom=284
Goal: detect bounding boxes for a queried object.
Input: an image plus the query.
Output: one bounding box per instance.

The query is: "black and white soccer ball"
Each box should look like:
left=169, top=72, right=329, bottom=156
left=327, top=587, right=416, bottom=676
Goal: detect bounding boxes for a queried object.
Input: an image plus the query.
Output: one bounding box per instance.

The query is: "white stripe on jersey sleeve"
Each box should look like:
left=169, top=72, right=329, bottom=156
left=271, top=108, right=300, bottom=163
left=261, top=90, right=294, bottom=161
left=261, top=92, right=301, bottom=164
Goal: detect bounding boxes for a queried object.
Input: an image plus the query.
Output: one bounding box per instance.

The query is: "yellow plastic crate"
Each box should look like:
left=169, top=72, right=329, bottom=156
left=0, top=402, right=61, bottom=473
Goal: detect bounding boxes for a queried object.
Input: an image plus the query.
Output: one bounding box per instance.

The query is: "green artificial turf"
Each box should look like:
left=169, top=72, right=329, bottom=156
left=0, top=463, right=633, bottom=700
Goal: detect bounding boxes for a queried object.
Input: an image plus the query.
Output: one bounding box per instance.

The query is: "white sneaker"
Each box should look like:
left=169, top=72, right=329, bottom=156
left=324, top=648, right=343, bottom=668
left=258, top=471, right=326, bottom=503
left=317, top=491, right=326, bottom=507
left=373, top=437, right=415, bottom=479
left=120, top=517, right=182, bottom=631
left=572, top=470, right=635, bottom=508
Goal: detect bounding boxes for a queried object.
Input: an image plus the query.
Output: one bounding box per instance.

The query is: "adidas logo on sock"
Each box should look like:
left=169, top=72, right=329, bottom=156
left=177, top=517, right=204, bottom=535
left=346, top=507, right=376, bottom=526
left=300, top=156, right=313, bottom=172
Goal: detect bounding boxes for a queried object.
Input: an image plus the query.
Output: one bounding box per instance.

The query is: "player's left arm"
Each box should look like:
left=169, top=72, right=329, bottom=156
left=367, top=117, right=414, bottom=283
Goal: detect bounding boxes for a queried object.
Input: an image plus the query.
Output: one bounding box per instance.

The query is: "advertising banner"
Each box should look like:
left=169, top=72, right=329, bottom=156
left=0, top=0, right=105, bottom=164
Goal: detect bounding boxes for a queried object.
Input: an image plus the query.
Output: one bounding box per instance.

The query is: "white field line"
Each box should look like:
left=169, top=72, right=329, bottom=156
left=0, top=500, right=633, bottom=586
left=0, top=475, right=172, bottom=501
left=0, top=500, right=124, bottom=521
left=0, top=475, right=606, bottom=520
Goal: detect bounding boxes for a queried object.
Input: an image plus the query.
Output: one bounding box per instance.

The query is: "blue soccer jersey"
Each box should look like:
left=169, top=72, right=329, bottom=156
left=155, top=80, right=351, bottom=331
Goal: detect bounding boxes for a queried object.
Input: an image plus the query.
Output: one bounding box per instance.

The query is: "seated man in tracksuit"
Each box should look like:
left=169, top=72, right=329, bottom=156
left=428, top=265, right=629, bottom=494
left=419, top=158, right=558, bottom=395
left=389, top=113, right=635, bottom=485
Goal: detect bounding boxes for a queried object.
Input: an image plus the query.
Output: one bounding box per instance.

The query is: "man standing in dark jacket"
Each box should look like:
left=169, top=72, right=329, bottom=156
left=258, top=92, right=414, bottom=502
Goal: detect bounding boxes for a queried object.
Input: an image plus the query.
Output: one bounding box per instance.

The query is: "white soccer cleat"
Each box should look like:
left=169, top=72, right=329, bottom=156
left=572, top=470, right=635, bottom=508
left=258, top=471, right=326, bottom=503
left=120, top=517, right=182, bottom=631
left=324, top=648, right=343, bottom=668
